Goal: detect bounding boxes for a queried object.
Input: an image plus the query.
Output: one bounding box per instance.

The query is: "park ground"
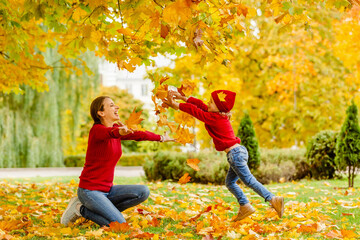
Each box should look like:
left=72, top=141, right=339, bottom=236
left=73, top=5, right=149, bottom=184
left=0, top=176, right=359, bottom=239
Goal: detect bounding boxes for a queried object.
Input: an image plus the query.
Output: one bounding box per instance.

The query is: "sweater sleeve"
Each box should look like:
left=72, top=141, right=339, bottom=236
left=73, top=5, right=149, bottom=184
left=187, top=97, right=208, bottom=111
left=91, top=124, right=121, bottom=140
left=120, top=131, right=161, bottom=141
left=179, top=102, right=218, bottom=125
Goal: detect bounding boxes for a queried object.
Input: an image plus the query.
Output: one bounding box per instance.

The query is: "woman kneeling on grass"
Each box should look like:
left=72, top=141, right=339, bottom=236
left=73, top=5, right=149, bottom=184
left=61, top=96, right=173, bottom=227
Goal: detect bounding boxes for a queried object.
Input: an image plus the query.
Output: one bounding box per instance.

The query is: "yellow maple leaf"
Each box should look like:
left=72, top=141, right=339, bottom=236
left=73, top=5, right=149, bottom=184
left=178, top=173, right=191, bottom=184
left=217, top=92, right=227, bottom=102
left=125, top=107, right=144, bottom=130
left=187, top=158, right=200, bottom=171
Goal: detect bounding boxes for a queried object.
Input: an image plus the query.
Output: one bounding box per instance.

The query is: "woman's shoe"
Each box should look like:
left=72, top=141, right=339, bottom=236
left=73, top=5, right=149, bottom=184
left=61, top=197, right=82, bottom=226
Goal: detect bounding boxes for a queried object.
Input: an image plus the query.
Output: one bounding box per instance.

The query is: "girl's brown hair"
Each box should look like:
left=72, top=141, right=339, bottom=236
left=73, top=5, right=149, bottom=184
left=90, top=96, right=110, bottom=124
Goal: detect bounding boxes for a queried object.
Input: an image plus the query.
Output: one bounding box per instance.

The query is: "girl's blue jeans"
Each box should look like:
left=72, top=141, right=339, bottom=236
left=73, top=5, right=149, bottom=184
left=77, top=185, right=150, bottom=226
left=225, top=145, right=274, bottom=205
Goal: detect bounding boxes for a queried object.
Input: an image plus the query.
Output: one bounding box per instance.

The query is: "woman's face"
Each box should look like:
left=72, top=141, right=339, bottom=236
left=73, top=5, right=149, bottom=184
left=98, top=98, right=120, bottom=122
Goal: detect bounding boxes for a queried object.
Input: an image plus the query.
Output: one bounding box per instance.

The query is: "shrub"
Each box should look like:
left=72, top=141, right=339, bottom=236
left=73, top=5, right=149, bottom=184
left=335, top=100, right=360, bottom=188
left=254, top=148, right=309, bottom=184
left=63, top=155, right=85, bottom=167
left=144, top=148, right=308, bottom=185
left=236, top=112, right=260, bottom=170
left=143, top=151, right=228, bottom=184
left=64, top=153, right=151, bottom=167
left=118, top=153, right=153, bottom=166
left=306, top=130, right=338, bottom=180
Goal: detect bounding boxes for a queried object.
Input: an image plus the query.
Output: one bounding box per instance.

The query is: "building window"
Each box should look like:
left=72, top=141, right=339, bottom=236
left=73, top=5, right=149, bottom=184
left=125, top=84, right=132, bottom=94
left=141, top=84, right=148, bottom=96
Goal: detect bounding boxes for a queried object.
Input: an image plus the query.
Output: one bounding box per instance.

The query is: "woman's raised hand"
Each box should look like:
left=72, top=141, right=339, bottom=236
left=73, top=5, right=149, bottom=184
left=117, top=122, right=134, bottom=135
left=161, top=131, right=176, bottom=142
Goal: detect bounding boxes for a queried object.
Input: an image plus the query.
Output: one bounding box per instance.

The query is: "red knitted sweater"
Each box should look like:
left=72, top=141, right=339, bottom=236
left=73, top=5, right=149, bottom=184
left=79, top=123, right=161, bottom=192
left=179, top=97, right=240, bottom=151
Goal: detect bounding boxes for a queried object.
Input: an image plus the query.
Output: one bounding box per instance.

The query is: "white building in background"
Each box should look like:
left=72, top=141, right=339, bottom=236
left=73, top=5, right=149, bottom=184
left=99, top=56, right=173, bottom=111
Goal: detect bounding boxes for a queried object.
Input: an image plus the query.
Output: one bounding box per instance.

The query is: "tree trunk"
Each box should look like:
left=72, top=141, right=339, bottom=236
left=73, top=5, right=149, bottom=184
left=348, top=165, right=351, bottom=188
left=351, top=164, right=356, bottom=188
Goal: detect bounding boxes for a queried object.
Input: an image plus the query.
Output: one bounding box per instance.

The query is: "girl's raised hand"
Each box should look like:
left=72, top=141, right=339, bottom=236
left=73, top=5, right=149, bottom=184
left=169, top=90, right=187, bottom=102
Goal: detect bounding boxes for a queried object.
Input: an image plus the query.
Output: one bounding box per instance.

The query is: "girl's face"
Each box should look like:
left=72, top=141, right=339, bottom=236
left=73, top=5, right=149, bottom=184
left=98, top=98, right=120, bottom=122
left=207, top=97, right=219, bottom=112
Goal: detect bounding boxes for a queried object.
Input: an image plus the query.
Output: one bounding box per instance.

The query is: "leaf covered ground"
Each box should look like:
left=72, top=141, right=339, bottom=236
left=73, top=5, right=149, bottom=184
left=0, top=177, right=359, bottom=239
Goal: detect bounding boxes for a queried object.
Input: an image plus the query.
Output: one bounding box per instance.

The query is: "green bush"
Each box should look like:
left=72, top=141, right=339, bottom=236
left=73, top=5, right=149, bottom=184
left=236, top=112, right=260, bottom=171
left=306, top=130, right=338, bottom=180
left=63, top=155, right=85, bottom=167
left=117, top=153, right=153, bottom=166
left=143, top=151, right=228, bottom=185
left=64, top=153, right=150, bottom=167
left=144, top=148, right=308, bottom=184
left=254, top=148, right=309, bottom=184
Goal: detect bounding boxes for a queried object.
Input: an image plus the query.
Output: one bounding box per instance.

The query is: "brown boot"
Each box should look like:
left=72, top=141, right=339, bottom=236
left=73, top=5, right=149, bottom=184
left=232, top=203, right=256, bottom=221
left=270, top=196, right=284, bottom=218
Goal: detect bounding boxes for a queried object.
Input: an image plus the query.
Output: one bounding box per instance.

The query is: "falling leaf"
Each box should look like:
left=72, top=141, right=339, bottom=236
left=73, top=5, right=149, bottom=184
left=125, top=107, right=144, bottom=130
left=179, top=173, right=191, bottom=184
left=160, top=76, right=170, bottom=85
left=187, top=158, right=200, bottom=171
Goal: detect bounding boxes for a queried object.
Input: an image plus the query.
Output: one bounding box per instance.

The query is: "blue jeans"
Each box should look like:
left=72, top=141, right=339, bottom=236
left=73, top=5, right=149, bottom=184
left=225, top=145, right=274, bottom=205
left=77, top=185, right=150, bottom=226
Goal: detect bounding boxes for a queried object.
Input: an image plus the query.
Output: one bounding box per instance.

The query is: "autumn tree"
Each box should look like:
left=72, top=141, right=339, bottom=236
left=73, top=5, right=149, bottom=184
left=1, top=0, right=357, bottom=93
left=236, top=112, right=260, bottom=170
left=0, top=50, right=99, bottom=168
left=150, top=6, right=359, bottom=148
left=335, top=100, right=360, bottom=188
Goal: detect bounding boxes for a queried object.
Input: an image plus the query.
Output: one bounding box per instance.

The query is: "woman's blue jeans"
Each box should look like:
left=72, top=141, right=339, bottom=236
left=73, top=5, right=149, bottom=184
left=225, top=145, right=274, bottom=205
left=77, top=185, right=150, bottom=226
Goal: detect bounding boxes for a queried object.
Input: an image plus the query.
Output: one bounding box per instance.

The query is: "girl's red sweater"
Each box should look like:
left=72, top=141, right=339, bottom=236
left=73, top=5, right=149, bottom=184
left=79, top=123, right=161, bottom=192
left=179, top=97, right=240, bottom=151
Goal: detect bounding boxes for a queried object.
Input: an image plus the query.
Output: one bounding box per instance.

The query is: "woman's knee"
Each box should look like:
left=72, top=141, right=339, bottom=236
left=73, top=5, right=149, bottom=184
left=139, top=185, right=150, bottom=201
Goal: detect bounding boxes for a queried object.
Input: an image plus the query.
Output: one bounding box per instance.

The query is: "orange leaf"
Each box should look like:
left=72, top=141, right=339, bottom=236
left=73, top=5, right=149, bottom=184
left=297, top=223, right=318, bottom=233
left=324, top=230, right=342, bottom=238
left=160, top=24, right=170, bottom=39
left=187, top=158, right=200, bottom=171
left=167, top=122, right=177, bottom=133
left=125, top=107, right=144, bottom=130
left=155, top=84, right=169, bottom=100
left=157, top=114, right=168, bottom=127
left=160, top=76, right=170, bottom=85
left=237, top=4, right=248, bottom=17
left=179, top=173, right=191, bottom=184
left=341, top=212, right=354, bottom=216
left=108, top=222, right=131, bottom=232
left=341, top=229, right=358, bottom=238
left=131, top=231, right=154, bottom=238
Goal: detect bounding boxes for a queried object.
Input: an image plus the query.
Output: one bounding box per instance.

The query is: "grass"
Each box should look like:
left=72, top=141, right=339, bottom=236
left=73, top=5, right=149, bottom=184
left=1, top=176, right=359, bottom=239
